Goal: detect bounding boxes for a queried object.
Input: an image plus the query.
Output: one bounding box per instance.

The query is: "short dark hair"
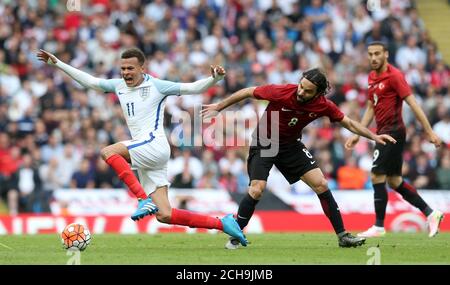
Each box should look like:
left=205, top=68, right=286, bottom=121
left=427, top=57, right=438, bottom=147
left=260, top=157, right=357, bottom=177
left=301, top=68, right=330, bottom=96
left=368, top=41, right=388, bottom=51
left=121, top=47, right=146, bottom=66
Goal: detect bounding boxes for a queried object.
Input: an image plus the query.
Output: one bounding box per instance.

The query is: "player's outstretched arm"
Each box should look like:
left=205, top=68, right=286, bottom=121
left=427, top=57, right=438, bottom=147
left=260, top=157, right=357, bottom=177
left=179, top=65, right=226, bottom=95
left=345, top=101, right=375, bottom=149
left=340, top=116, right=397, bottom=146
left=404, top=95, right=442, bottom=148
left=37, top=49, right=104, bottom=92
left=200, top=87, right=256, bottom=119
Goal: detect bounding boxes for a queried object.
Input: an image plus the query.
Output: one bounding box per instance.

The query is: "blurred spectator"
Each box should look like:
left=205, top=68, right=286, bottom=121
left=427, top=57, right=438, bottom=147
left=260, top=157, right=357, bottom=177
left=337, top=156, right=367, bottom=190
left=218, top=149, right=244, bottom=177
left=39, top=157, right=62, bottom=191
left=432, top=106, right=450, bottom=145
left=219, top=166, right=238, bottom=193
left=169, top=148, right=203, bottom=182
left=395, top=35, right=426, bottom=71
left=437, top=151, right=450, bottom=189
left=172, top=159, right=195, bottom=189
left=94, top=157, right=118, bottom=188
left=40, top=133, right=64, bottom=163
left=408, top=152, right=437, bottom=189
left=196, top=168, right=219, bottom=189
left=56, top=144, right=82, bottom=187
left=0, top=133, right=21, bottom=215
left=70, top=159, right=95, bottom=189
left=16, top=153, right=42, bottom=212
left=304, top=0, right=330, bottom=37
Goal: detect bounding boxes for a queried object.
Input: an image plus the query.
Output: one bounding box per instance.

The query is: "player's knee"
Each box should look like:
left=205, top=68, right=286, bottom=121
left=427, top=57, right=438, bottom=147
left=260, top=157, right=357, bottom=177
left=100, top=147, right=114, bottom=161
left=155, top=210, right=171, bottom=224
left=249, top=181, right=266, bottom=199
left=371, top=173, right=386, bottom=184
left=312, top=179, right=329, bottom=194
left=387, top=177, right=402, bottom=189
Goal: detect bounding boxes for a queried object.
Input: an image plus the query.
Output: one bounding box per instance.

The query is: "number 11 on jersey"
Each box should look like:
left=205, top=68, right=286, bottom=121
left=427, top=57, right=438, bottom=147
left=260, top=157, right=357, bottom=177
left=126, top=102, right=135, bottom=117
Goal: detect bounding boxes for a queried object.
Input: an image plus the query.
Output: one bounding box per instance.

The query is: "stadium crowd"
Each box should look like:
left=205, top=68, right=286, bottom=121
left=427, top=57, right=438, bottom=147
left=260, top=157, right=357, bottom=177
left=0, top=0, right=449, bottom=214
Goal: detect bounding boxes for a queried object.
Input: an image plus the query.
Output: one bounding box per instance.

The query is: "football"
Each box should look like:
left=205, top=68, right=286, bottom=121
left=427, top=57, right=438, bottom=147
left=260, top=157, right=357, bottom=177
left=61, top=223, right=91, bottom=251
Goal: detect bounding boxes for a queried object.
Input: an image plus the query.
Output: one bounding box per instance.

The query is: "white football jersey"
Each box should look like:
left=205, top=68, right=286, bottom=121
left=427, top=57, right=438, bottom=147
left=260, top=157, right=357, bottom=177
left=99, top=74, right=180, bottom=141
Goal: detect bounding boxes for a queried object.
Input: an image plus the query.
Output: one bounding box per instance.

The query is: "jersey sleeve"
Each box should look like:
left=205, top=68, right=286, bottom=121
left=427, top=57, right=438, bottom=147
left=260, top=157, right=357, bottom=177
left=325, top=99, right=345, bottom=122
left=391, top=72, right=412, bottom=99
left=253, top=84, right=292, bottom=102
left=151, top=78, right=181, bottom=96
left=99, top=79, right=123, bottom=93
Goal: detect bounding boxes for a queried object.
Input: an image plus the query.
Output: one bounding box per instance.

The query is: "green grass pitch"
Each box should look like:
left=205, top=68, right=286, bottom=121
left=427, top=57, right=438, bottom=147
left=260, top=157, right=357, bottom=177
left=0, top=233, right=449, bottom=265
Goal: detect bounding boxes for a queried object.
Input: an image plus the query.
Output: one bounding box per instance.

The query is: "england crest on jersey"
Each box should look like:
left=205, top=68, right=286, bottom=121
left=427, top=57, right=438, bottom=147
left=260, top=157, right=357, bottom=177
left=140, top=87, right=150, bottom=100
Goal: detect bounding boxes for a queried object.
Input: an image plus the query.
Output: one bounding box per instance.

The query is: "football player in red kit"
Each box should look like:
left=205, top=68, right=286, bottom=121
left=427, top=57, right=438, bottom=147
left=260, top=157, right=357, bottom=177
left=345, top=41, right=444, bottom=238
left=202, top=68, right=396, bottom=249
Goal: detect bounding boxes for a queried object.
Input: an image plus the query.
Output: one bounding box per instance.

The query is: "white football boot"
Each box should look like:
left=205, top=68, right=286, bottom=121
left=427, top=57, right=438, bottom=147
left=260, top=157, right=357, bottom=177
left=427, top=210, right=444, bottom=237
left=357, top=225, right=386, bottom=238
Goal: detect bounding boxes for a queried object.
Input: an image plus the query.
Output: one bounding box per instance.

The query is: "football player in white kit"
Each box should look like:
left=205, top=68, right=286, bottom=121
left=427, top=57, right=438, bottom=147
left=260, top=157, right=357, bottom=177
left=37, top=48, right=247, bottom=246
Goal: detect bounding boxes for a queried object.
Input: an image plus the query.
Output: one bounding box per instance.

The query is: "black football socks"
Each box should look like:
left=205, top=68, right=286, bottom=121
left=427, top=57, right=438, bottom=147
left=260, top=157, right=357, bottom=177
left=373, top=183, right=388, bottom=227
left=394, top=181, right=433, bottom=216
left=236, top=193, right=259, bottom=229
left=318, top=190, right=345, bottom=234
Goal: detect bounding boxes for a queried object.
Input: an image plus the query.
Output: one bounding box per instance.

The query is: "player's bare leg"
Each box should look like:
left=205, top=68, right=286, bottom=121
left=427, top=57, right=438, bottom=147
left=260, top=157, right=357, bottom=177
left=387, top=175, right=444, bottom=237
left=358, top=173, right=387, bottom=238
left=150, top=186, right=247, bottom=246
left=302, top=168, right=365, bottom=247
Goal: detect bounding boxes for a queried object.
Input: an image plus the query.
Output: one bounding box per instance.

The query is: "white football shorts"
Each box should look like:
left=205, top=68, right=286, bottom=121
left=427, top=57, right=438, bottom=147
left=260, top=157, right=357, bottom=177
left=122, top=136, right=171, bottom=195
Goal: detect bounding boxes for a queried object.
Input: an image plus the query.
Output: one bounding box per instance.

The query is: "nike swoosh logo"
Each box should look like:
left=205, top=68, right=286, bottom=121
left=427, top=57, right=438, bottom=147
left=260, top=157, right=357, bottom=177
left=372, top=165, right=377, bottom=167
left=281, top=107, right=293, bottom=111
left=237, top=215, right=248, bottom=220
left=118, top=92, right=124, bottom=95
left=310, top=161, right=316, bottom=164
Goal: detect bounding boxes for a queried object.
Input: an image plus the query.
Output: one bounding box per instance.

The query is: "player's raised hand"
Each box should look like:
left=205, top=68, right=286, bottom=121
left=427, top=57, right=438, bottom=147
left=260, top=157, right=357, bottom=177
left=200, top=103, right=221, bottom=120
left=37, top=49, right=58, bottom=65
left=427, top=131, right=442, bottom=148
left=374, top=134, right=397, bottom=146
left=345, top=135, right=360, bottom=150
left=210, top=65, right=226, bottom=79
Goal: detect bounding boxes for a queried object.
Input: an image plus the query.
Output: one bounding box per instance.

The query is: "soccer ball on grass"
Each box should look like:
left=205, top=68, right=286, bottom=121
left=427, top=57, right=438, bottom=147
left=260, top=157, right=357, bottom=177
left=61, top=223, right=91, bottom=251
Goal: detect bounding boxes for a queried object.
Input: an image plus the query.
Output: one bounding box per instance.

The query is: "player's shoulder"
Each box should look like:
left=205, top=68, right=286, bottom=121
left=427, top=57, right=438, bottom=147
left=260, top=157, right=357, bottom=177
left=259, top=83, right=297, bottom=92
left=278, top=83, right=298, bottom=91
left=307, top=95, right=336, bottom=109
left=322, top=96, right=339, bottom=107
left=387, top=64, right=405, bottom=78
left=112, top=79, right=127, bottom=92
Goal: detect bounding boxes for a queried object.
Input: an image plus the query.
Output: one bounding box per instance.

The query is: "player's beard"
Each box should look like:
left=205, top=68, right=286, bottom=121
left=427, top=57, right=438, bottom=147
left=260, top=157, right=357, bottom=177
left=372, top=58, right=385, bottom=72
left=297, top=94, right=319, bottom=103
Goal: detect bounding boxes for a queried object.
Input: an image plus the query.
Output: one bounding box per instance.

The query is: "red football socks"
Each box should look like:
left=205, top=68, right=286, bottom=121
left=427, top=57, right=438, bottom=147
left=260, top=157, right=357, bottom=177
left=170, top=208, right=223, bottom=230
left=105, top=154, right=147, bottom=199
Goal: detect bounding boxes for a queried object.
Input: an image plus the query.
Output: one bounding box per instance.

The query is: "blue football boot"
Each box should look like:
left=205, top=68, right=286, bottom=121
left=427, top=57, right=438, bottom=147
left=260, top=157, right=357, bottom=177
left=131, top=197, right=158, bottom=221
left=220, top=214, right=248, bottom=246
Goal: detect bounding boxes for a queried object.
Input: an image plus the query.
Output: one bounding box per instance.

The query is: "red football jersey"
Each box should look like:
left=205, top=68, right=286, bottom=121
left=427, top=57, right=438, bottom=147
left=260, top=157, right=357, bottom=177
left=252, top=84, right=344, bottom=146
left=368, top=64, right=411, bottom=135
